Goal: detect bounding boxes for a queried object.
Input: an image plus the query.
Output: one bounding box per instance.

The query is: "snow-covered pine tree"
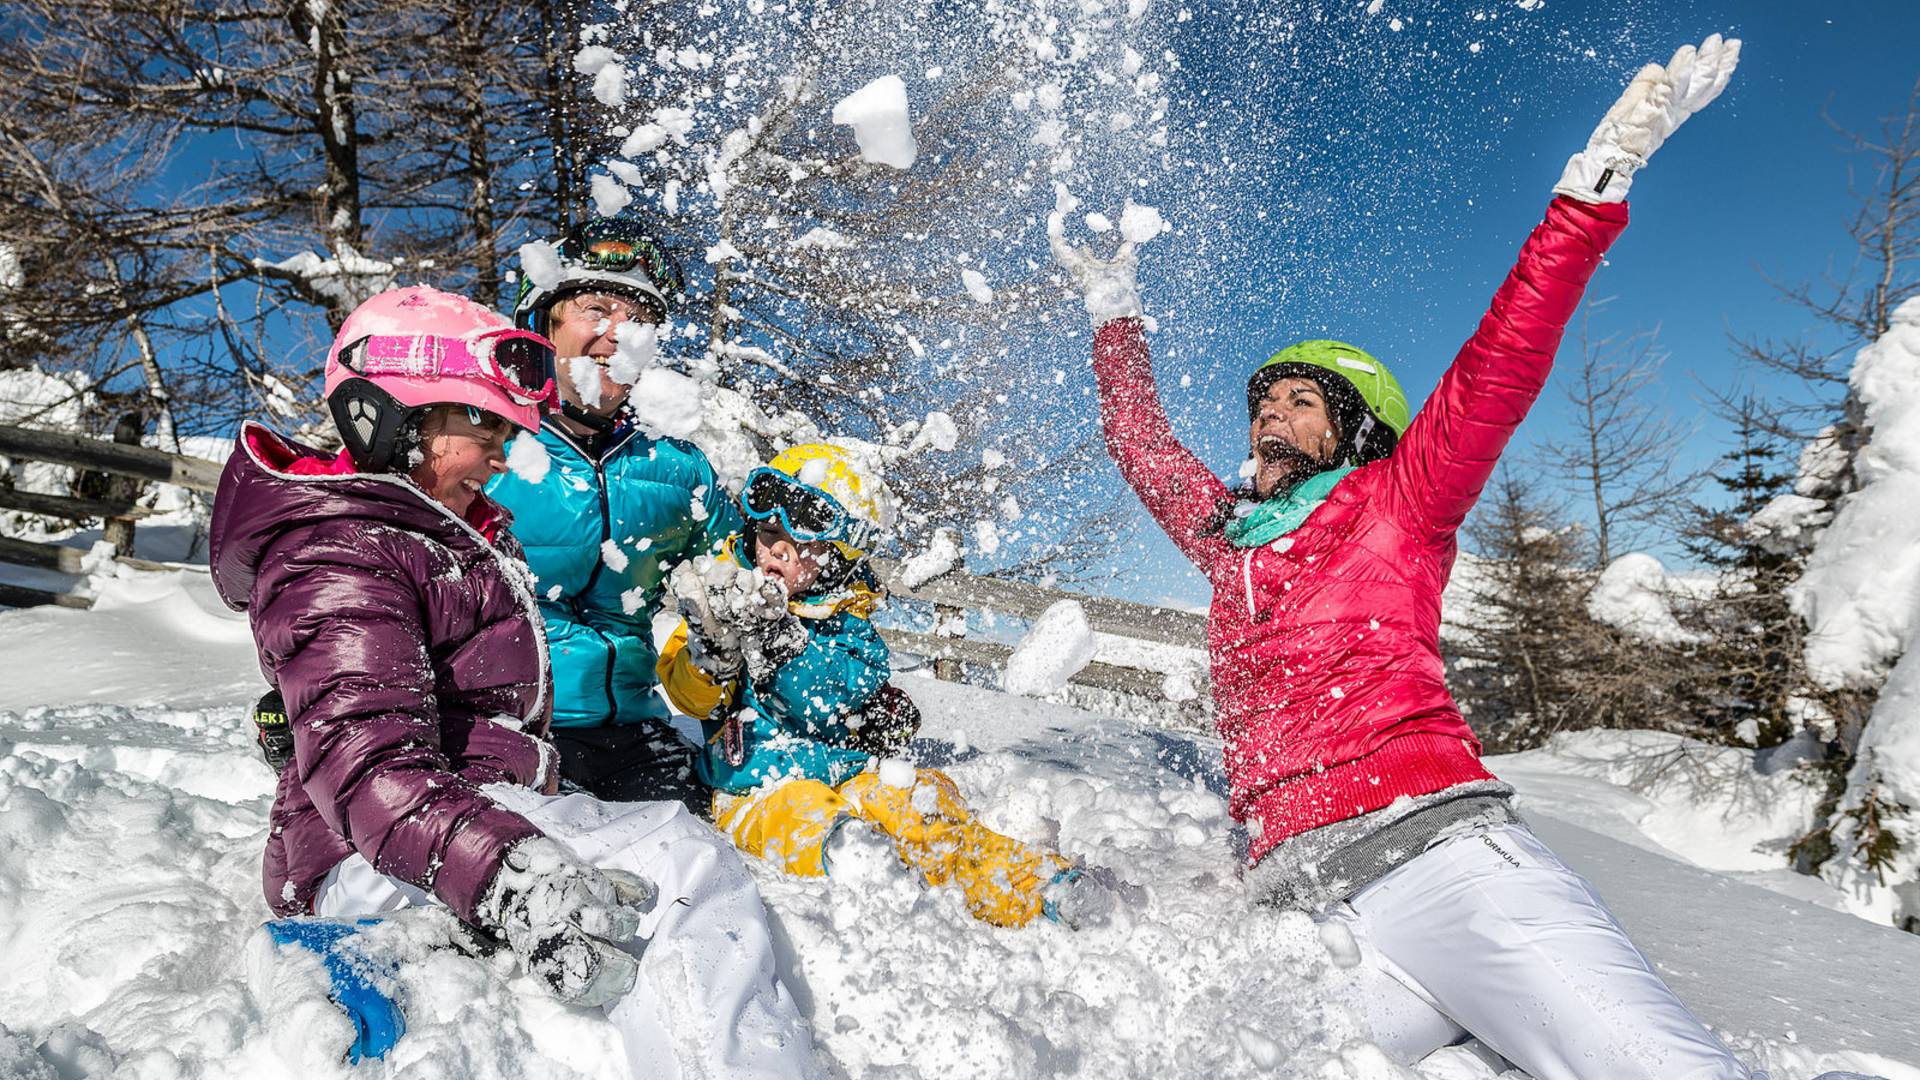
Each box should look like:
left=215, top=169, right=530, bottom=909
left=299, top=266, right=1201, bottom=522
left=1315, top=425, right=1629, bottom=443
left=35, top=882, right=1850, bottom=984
left=1448, top=470, right=1598, bottom=752
left=1679, top=399, right=1826, bottom=751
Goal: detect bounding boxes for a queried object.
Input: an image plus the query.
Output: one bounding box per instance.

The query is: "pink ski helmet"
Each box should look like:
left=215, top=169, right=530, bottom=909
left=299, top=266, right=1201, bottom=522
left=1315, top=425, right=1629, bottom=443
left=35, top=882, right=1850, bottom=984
left=324, top=286, right=559, bottom=471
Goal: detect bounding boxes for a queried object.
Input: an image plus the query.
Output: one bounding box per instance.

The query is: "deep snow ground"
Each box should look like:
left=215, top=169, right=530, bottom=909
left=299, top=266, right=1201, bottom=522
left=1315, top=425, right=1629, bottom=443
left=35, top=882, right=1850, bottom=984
left=1, top=570, right=1916, bottom=1080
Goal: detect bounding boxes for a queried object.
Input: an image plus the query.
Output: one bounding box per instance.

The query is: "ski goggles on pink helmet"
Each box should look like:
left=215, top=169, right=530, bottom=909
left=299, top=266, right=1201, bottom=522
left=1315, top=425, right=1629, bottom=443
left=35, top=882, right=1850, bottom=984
left=334, top=328, right=560, bottom=424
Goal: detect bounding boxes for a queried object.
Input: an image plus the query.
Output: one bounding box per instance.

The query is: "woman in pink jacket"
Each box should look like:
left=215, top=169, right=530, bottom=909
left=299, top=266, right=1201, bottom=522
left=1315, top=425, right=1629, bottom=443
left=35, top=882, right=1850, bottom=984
left=1052, top=37, right=1813, bottom=1080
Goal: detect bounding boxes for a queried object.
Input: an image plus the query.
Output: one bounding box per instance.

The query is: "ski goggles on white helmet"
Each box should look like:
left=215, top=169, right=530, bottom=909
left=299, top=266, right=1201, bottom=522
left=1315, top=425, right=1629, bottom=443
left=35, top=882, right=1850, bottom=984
left=337, top=328, right=560, bottom=412
left=741, top=467, right=876, bottom=551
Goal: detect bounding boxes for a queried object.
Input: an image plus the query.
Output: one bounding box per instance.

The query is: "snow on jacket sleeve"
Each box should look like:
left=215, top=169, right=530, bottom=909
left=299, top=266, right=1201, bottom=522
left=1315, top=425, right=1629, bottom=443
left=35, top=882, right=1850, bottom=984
left=255, top=529, right=540, bottom=922
left=1383, top=196, right=1630, bottom=540
left=757, top=613, right=891, bottom=731
left=1091, top=317, right=1234, bottom=570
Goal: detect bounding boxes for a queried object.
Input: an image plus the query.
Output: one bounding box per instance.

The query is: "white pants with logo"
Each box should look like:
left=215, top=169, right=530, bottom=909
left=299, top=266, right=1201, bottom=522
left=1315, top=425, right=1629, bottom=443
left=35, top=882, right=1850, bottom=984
left=315, top=788, right=823, bottom=1080
left=1321, top=822, right=1753, bottom=1080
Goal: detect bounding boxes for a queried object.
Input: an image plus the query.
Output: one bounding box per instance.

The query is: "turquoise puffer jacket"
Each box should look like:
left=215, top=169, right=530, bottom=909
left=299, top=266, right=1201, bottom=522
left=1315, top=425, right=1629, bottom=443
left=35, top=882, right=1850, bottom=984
left=698, top=588, right=890, bottom=794
left=488, top=423, right=742, bottom=728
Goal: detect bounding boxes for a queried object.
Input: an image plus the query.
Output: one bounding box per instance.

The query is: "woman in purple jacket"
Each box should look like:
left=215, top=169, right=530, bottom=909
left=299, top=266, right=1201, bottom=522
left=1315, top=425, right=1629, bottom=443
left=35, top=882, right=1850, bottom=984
left=209, top=286, right=820, bottom=1078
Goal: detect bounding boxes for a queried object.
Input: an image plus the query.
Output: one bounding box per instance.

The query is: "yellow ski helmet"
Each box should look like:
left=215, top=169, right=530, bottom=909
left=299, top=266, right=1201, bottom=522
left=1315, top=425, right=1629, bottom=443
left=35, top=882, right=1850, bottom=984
left=743, top=443, right=897, bottom=558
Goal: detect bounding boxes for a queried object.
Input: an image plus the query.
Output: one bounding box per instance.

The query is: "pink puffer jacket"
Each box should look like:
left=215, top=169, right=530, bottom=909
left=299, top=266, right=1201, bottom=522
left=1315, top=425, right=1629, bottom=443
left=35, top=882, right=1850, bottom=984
left=1092, top=196, right=1629, bottom=865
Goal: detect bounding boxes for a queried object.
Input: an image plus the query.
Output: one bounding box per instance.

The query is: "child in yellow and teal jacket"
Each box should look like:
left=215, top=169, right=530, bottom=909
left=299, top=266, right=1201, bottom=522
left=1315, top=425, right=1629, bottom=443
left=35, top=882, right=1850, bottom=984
left=657, top=443, right=1117, bottom=929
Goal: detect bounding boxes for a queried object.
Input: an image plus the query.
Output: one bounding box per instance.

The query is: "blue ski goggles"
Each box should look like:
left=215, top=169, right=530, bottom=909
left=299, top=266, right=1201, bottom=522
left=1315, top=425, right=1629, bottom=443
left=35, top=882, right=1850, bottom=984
left=741, top=467, right=874, bottom=552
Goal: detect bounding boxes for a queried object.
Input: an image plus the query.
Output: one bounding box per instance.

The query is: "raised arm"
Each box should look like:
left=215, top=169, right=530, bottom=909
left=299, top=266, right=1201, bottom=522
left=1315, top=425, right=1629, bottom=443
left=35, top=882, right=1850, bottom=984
left=1388, top=33, right=1738, bottom=541
left=1091, top=318, right=1234, bottom=568
left=1383, top=196, right=1628, bottom=539
left=1052, top=185, right=1233, bottom=569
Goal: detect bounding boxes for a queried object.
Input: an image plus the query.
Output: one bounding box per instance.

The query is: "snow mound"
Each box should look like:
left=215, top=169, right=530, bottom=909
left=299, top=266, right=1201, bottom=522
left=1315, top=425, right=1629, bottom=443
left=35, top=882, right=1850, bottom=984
left=1586, top=552, right=1702, bottom=645
left=831, top=75, right=918, bottom=169
left=1003, top=600, right=1098, bottom=696
left=4, top=572, right=1919, bottom=1078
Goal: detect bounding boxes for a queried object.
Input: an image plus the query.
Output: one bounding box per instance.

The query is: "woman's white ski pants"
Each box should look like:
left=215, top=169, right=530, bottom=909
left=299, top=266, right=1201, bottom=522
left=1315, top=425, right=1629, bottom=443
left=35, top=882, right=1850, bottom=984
left=1322, top=821, right=1754, bottom=1080
left=315, top=787, right=824, bottom=1080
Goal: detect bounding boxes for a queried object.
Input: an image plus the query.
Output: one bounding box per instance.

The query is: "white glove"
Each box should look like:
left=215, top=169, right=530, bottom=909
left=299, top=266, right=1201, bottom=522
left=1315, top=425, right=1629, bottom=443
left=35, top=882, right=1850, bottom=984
left=1047, top=182, right=1143, bottom=328
left=1555, top=33, right=1740, bottom=204
left=667, top=558, right=743, bottom=681
left=475, top=837, right=657, bottom=1008
left=700, top=559, right=790, bottom=630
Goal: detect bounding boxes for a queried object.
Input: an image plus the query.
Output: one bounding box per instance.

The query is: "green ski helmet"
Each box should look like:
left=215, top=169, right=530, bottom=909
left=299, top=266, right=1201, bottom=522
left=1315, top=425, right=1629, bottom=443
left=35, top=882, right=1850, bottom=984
left=1247, top=340, right=1411, bottom=466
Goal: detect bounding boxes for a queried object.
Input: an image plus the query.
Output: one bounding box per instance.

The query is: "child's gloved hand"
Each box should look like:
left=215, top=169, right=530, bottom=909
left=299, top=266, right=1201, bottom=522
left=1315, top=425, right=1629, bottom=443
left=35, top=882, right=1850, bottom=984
left=474, top=837, right=657, bottom=1008
left=1554, top=33, right=1739, bottom=204
left=843, top=684, right=923, bottom=757
left=741, top=613, right=811, bottom=690
left=701, top=559, right=790, bottom=630
left=668, top=559, right=744, bottom=681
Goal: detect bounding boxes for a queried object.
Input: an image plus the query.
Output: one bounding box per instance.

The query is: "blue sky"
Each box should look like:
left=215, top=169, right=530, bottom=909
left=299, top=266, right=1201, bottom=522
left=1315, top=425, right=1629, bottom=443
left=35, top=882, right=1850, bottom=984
left=1068, top=0, right=1920, bottom=607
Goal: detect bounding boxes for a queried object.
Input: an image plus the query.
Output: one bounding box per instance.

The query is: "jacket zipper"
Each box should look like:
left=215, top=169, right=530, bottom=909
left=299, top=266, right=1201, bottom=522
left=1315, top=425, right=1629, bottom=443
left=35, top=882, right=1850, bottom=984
left=552, top=424, right=643, bottom=724
left=1242, top=547, right=1258, bottom=618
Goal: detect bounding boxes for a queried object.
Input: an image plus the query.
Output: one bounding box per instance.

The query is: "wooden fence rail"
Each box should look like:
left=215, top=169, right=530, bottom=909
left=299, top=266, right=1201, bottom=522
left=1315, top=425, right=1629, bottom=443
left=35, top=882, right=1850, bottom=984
left=0, top=424, right=1207, bottom=711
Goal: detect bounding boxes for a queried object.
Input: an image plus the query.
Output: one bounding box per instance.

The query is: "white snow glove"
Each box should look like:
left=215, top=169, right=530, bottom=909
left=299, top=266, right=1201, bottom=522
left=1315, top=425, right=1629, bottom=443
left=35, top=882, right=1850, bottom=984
left=1554, top=33, right=1740, bottom=204
left=667, top=558, right=744, bottom=682
left=699, top=558, right=791, bottom=631
left=475, top=837, right=657, bottom=1009
left=1047, top=182, right=1143, bottom=329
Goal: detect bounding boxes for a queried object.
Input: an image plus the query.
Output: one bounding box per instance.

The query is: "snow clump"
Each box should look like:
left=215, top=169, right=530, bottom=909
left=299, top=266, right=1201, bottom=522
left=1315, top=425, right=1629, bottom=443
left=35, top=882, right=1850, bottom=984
left=831, top=75, right=918, bottom=169
left=1118, top=201, right=1168, bottom=244
left=607, top=321, right=659, bottom=386
left=961, top=268, right=993, bottom=305
left=517, top=241, right=563, bottom=290
left=590, top=174, right=631, bottom=217
left=506, top=434, right=551, bottom=485
left=1003, top=600, right=1098, bottom=697
left=898, top=527, right=961, bottom=588
left=628, top=369, right=704, bottom=440
left=566, top=356, right=603, bottom=408
left=1585, top=553, right=1701, bottom=646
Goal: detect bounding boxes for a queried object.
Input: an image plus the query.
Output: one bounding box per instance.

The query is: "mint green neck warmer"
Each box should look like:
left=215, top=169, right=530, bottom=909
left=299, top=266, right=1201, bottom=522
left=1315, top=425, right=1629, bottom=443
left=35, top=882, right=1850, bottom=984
left=1224, top=465, right=1355, bottom=548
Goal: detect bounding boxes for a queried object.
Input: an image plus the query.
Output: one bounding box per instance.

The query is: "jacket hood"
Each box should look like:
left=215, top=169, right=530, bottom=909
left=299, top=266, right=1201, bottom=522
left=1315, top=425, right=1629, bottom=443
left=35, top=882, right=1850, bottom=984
left=210, top=422, right=508, bottom=612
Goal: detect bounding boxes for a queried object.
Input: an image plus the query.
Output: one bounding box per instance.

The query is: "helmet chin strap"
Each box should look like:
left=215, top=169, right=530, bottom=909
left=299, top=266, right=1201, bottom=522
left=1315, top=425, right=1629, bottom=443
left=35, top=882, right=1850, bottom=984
left=1349, top=413, right=1376, bottom=463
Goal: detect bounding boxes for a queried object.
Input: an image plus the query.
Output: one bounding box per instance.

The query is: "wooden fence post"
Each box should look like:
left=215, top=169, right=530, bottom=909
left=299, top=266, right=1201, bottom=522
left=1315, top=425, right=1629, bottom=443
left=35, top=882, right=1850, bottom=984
left=932, top=602, right=965, bottom=682
left=101, top=413, right=146, bottom=557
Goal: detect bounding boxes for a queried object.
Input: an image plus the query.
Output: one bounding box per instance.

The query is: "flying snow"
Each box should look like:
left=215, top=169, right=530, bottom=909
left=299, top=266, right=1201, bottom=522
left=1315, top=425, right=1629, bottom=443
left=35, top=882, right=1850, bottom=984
left=831, top=75, right=919, bottom=169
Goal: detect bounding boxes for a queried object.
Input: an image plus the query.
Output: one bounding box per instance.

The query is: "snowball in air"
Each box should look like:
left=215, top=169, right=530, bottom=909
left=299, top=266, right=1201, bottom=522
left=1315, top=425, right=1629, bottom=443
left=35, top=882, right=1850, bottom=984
left=961, top=268, right=993, bottom=305
left=519, top=241, right=563, bottom=289
left=628, top=368, right=703, bottom=440
left=831, top=75, right=919, bottom=169
left=590, top=174, right=631, bottom=216
left=1004, top=600, right=1097, bottom=697
left=567, top=356, right=604, bottom=408
left=608, top=321, right=658, bottom=385
left=1119, top=201, right=1167, bottom=243
left=506, top=434, right=551, bottom=484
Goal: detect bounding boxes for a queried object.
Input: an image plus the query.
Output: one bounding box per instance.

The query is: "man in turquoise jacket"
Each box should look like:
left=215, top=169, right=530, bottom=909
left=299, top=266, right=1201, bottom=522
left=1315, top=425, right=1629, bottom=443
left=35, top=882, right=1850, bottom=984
left=488, top=218, right=742, bottom=812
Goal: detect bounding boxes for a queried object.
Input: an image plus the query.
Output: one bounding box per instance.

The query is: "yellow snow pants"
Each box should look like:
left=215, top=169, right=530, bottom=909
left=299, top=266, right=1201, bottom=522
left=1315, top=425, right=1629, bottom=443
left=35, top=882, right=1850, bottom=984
left=713, top=767, right=1068, bottom=928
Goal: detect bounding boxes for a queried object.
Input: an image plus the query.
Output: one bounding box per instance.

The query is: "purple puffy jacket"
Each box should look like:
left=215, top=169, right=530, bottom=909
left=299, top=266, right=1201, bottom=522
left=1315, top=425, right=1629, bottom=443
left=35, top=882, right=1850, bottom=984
left=210, top=424, right=554, bottom=921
